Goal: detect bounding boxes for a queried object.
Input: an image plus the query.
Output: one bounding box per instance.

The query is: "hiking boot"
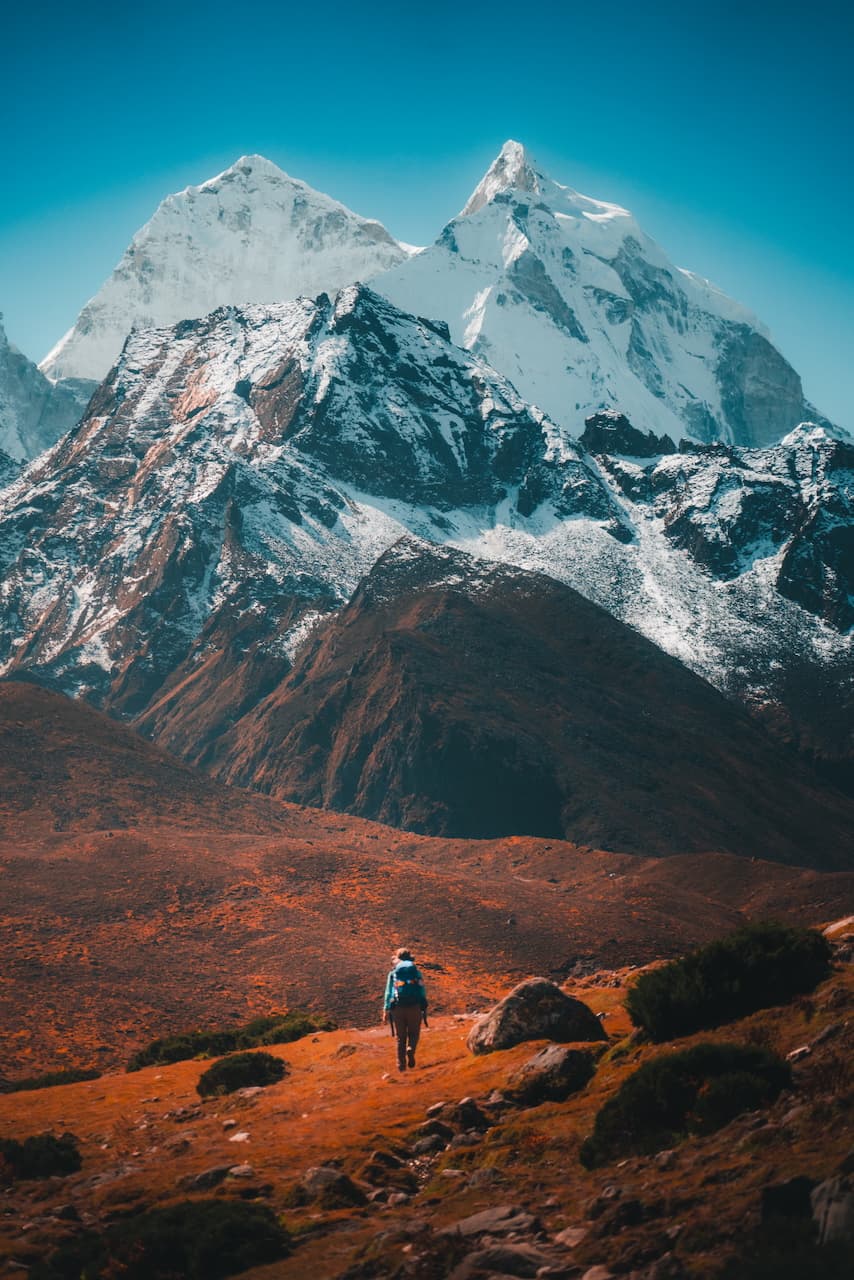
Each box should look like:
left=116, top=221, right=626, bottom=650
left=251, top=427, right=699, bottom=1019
left=407, top=1050, right=416, bottom=1068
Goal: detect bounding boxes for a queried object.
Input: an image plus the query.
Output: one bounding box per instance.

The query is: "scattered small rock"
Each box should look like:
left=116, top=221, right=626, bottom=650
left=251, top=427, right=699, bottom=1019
left=466, top=1242, right=552, bottom=1277
left=300, top=1165, right=368, bottom=1207
left=786, top=1045, right=811, bottom=1062
left=412, top=1135, right=446, bottom=1156
left=586, top=1186, right=622, bottom=1219
left=442, top=1204, right=540, bottom=1238
left=228, top=1131, right=250, bottom=1143
left=180, top=1165, right=232, bottom=1191
left=222, top=1119, right=237, bottom=1130
left=554, top=1226, right=588, bottom=1248
left=449, top=1132, right=482, bottom=1149
left=228, top=1164, right=255, bottom=1178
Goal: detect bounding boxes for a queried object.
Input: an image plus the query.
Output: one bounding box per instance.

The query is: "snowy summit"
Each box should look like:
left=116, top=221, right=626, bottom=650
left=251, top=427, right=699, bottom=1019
left=379, top=140, right=828, bottom=447
left=40, top=155, right=413, bottom=383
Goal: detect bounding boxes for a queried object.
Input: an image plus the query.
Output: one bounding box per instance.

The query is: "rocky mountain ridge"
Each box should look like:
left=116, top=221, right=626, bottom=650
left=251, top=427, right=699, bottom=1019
left=0, top=285, right=849, bottom=792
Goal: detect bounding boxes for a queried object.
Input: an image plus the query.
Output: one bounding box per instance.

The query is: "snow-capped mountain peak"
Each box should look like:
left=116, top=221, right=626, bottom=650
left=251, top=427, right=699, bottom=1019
left=462, top=139, right=542, bottom=214
left=378, top=144, right=831, bottom=448
left=40, top=154, right=413, bottom=384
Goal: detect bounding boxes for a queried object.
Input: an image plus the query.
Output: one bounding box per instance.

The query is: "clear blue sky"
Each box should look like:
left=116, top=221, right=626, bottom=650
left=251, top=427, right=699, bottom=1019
left=2, top=0, right=852, bottom=425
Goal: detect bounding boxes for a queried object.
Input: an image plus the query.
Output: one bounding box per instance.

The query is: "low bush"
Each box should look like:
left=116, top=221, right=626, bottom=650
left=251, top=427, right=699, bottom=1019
left=579, top=1042, right=790, bottom=1167
left=32, top=1199, right=289, bottom=1279
left=196, top=1050, right=286, bottom=1098
left=127, top=1009, right=335, bottom=1071
left=0, top=1068, right=100, bottom=1093
left=0, top=1132, right=82, bottom=1180
left=626, top=922, right=832, bottom=1041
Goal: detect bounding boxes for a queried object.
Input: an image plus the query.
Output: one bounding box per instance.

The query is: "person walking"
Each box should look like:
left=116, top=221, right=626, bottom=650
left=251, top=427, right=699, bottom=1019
left=382, top=947, right=428, bottom=1072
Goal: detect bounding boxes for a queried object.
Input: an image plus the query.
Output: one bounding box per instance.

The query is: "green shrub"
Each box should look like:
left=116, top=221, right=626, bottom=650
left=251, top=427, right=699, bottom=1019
left=0, top=1068, right=101, bottom=1093
left=626, top=922, right=832, bottom=1041
left=196, top=1050, right=286, bottom=1098
left=127, top=1009, right=335, bottom=1071
left=579, top=1042, right=790, bottom=1167
left=0, top=1132, right=82, bottom=1180
left=32, top=1199, right=289, bottom=1279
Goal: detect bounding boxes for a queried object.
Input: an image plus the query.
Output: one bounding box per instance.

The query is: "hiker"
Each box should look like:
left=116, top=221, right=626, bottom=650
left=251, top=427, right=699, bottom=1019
left=382, top=947, right=428, bottom=1072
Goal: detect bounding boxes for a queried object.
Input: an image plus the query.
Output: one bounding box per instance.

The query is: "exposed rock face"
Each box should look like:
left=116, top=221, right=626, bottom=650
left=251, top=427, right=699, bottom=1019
left=40, top=155, right=412, bottom=383
left=580, top=410, right=676, bottom=458
left=0, top=317, right=93, bottom=461
left=467, top=980, right=607, bottom=1054
left=378, top=140, right=831, bottom=447
left=717, top=324, right=810, bottom=448
left=507, top=1045, right=597, bottom=1105
left=0, top=285, right=850, bottom=793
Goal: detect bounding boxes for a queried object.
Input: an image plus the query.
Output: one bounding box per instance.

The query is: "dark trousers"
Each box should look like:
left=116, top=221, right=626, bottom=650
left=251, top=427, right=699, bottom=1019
left=391, top=1003, right=422, bottom=1069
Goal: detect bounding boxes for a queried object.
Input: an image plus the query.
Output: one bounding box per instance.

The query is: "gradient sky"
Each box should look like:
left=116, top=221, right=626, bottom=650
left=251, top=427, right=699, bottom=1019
left=2, top=0, right=852, bottom=425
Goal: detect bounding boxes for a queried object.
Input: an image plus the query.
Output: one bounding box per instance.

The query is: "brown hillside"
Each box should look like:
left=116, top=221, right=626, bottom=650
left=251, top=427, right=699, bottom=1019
left=2, top=681, right=853, bottom=1079
left=205, top=541, right=854, bottom=868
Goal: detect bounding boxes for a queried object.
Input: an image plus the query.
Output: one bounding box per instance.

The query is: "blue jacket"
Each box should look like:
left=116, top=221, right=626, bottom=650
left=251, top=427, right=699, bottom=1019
left=384, top=962, right=427, bottom=1010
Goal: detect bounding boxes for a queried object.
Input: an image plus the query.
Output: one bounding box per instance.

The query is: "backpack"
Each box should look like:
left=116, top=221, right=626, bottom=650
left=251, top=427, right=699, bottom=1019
left=392, top=961, right=423, bottom=1006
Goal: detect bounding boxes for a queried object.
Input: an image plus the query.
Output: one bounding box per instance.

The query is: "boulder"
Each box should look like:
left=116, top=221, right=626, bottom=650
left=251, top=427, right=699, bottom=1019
left=812, top=1176, right=854, bottom=1244
left=507, top=1045, right=596, bottom=1105
left=179, top=1164, right=232, bottom=1191
left=442, top=1203, right=540, bottom=1238
left=467, top=980, right=606, bottom=1054
left=300, top=1165, right=367, bottom=1207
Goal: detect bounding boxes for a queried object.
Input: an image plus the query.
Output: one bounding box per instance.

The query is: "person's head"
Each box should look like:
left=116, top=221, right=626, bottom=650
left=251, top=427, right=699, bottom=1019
left=392, top=947, right=413, bottom=965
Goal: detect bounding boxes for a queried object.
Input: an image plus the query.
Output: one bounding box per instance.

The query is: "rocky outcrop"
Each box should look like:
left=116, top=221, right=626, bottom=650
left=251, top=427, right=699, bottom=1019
left=0, top=283, right=850, bottom=794
left=580, top=410, right=676, bottom=458
left=507, top=1045, right=597, bottom=1105
left=467, top=980, right=607, bottom=1054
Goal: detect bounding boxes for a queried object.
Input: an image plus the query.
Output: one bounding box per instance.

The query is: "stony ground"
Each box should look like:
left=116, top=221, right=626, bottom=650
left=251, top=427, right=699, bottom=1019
left=1, top=950, right=851, bottom=1279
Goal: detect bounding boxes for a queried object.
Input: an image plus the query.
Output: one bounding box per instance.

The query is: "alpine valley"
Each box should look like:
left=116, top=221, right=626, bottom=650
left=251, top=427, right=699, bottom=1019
left=2, top=138, right=854, bottom=1280
left=0, top=138, right=851, bottom=985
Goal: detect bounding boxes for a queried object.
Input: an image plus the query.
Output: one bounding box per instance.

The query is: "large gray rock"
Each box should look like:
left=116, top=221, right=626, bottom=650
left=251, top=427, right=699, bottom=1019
left=507, top=1044, right=596, bottom=1105
left=812, top=1176, right=854, bottom=1244
left=467, top=979, right=607, bottom=1054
